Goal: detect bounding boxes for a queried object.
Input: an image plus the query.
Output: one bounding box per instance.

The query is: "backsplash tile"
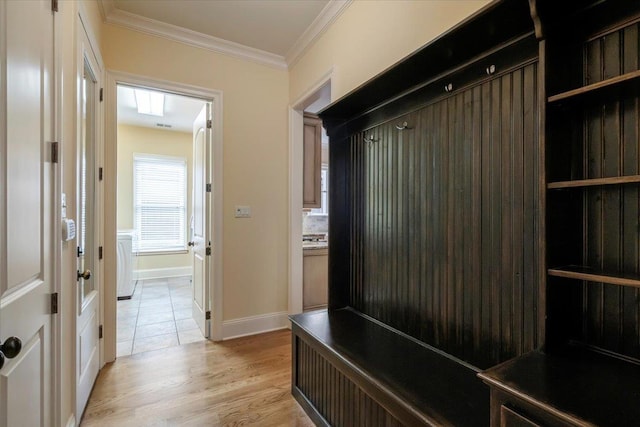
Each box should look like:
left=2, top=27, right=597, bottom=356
left=303, top=213, right=328, bottom=233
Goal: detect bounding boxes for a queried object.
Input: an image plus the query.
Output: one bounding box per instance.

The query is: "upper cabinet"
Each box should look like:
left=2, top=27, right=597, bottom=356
left=303, top=113, right=322, bottom=208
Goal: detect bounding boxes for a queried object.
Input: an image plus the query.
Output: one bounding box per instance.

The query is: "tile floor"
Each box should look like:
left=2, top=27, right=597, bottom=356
left=116, top=276, right=205, bottom=357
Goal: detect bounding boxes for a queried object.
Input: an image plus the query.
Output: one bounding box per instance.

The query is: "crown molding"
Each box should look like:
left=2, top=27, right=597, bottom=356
left=285, top=0, right=352, bottom=68
left=97, top=0, right=115, bottom=21
left=101, top=5, right=288, bottom=70
left=98, top=0, right=351, bottom=70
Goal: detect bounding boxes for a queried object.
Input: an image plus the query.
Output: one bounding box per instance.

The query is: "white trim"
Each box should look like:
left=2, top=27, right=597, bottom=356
left=222, top=311, right=289, bottom=341
left=289, top=70, right=334, bottom=317
left=65, top=414, right=76, bottom=427
left=104, top=70, right=225, bottom=361
left=134, top=267, right=192, bottom=281
left=285, top=0, right=352, bottom=67
left=102, top=8, right=287, bottom=70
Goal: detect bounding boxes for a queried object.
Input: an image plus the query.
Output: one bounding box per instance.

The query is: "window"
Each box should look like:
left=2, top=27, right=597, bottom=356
left=133, top=154, right=187, bottom=253
left=310, top=165, right=329, bottom=215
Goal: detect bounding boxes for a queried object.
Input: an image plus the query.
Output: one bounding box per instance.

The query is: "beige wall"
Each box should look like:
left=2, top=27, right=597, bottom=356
left=101, top=24, right=290, bottom=321
left=289, top=0, right=491, bottom=104
left=117, top=124, right=193, bottom=272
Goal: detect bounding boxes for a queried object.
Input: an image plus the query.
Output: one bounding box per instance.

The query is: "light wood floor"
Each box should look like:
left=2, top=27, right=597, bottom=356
left=81, top=329, right=314, bottom=426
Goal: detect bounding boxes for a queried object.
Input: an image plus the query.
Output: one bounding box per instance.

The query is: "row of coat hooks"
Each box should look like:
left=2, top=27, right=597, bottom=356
left=444, top=63, right=496, bottom=93
left=362, top=64, right=497, bottom=145
left=363, top=120, right=411, bottom=145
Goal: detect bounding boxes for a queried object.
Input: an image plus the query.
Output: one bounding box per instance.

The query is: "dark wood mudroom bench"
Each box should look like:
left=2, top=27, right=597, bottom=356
left=290, top=309, right=489, bottom=426
left=479, top=349, right=640, bottom=426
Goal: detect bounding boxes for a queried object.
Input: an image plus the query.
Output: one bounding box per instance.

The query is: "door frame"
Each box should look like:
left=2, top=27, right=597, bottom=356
left=288, top=68, right=333, bottom=315
left=103, top=71, right=224, bottom=361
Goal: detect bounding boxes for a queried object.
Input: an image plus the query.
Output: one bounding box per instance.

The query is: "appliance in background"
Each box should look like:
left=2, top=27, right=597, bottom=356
left=117, top=230, right=137, bottom=299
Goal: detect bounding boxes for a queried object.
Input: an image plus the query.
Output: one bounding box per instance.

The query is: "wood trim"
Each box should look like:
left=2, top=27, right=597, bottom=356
left=547, top=69, right=640, bottom=103
left=547, top=175, right=640, bottom=189
left=548, top=266, right=640, bottom=288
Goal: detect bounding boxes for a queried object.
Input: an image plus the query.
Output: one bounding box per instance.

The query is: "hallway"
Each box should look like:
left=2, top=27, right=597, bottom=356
left=82, top=330, right=312, bottom=426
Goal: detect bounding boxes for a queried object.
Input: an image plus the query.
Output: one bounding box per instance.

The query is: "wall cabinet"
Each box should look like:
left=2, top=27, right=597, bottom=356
left=303, top=113, right=322, bottom=208
left=303, top=247, right=328, bottom=311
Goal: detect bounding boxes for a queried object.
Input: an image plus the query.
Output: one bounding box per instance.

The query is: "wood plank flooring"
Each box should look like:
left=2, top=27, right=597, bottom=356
left=81, top=330, right=314, bottom=426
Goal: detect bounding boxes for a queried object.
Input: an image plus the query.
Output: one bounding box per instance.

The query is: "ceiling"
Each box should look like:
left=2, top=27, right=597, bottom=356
left=117, top=85, right=207, bottom=132
left=99, top=0, right=350, bottom=68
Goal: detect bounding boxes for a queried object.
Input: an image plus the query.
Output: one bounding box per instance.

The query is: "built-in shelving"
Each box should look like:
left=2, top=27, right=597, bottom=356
left=548, top=265, right=640, bottom=288
left=547, top=69, right=640, bottom=104
left=547, top=175, right=640, bottom=189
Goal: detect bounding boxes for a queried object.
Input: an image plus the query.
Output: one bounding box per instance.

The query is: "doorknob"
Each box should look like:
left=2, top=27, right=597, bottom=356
left=1, top=337, right=22, bottom=359
left=77, top=269, right=92, bottom=280
left=188, top=241, right=195, bottom=247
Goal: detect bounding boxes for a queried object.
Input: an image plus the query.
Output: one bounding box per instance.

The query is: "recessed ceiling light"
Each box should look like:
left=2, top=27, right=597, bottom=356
left=134, top=89, right=164, bottom=117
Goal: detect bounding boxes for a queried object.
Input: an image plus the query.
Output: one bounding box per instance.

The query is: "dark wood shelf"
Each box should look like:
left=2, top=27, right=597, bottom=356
left=547, top=175, right=640, bottom=189
left=547, top=69, right=640, bottom=104
left=548, top=265, right=640, bottom=288
left=479, top=349, right=640, bottom=427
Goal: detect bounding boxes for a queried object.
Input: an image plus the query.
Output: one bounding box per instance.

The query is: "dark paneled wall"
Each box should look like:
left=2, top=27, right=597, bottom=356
left=295, top=337, right=402, bottom=427
left=347, top=62, right=540, bottom=369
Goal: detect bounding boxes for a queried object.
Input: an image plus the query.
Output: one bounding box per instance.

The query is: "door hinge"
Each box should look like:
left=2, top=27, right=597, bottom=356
left=99, top=167, right=103, bottom=181
left=51, top=141, right=59, bottom=163
left=206, top=183, right=212, bottom=193
left=99, top=325, right=103, bottom=339
left=52, top=0, right=58, bottom=12
left=99, top=88, right=104, bottom=102
left=206, top=119, right=212, bottom=129
left=206, top=247, right=212, bottom=256
left=98, top=246, right=103, bottom=260
left=205, top=311, right=211, bottom=320
left=51, top=293, right=59, bottom=314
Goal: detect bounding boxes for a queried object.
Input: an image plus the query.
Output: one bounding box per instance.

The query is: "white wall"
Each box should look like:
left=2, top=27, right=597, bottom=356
left=100, top=23, right=291, bottom=322
left=290, top=0, right=491, bottom=103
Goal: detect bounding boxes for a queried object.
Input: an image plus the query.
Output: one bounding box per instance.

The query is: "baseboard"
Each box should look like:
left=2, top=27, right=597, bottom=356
left=65, top=414, right=76, bottom=427
left=134, top=266, right=192, bottom=281
left=222, top=311, right=289, bottom=340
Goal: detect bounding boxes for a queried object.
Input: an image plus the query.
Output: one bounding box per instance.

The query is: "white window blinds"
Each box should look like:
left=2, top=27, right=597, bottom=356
left=134, top=154, right=187, bottom=253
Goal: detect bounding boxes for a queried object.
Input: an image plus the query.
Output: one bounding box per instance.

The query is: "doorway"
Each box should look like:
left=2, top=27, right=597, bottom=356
left=288, top=74, right=332, bottom=315
left=104, top=73, right=224, bottom=362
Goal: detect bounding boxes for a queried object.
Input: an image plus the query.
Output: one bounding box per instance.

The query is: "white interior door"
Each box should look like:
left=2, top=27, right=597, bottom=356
left=0, top=0, right=55, bottom=425
left=191, top=105, right=211, bottom=337
left=76, top=56, right=101, bottom=418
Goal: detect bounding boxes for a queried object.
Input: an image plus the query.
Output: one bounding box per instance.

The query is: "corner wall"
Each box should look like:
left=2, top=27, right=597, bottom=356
left=289, top=0, right=491, bottom=103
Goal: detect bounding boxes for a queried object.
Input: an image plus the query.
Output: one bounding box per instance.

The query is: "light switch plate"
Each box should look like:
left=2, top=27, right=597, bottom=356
left=235, top=205, right=251, bottom=218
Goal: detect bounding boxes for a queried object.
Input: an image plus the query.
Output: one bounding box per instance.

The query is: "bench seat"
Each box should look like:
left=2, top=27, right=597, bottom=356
left=290, top=308, right=489, bottom=426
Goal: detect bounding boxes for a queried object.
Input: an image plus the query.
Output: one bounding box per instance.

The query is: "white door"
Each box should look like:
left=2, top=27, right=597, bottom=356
left=76, top=57, right=101, bottom=418
left=0, top=0, right=55, bottom=425
left=191, top=105, right=212, bottom=337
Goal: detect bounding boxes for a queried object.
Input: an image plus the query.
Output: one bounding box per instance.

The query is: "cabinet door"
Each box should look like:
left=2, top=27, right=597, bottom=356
left=303, top=113, right=322, bottom=208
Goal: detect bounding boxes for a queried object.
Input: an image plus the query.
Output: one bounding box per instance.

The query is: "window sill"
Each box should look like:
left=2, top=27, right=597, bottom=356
left=136, top=249, right=189, bottom=256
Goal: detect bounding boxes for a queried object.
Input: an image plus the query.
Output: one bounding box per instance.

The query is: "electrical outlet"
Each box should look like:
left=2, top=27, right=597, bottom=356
left=235, top=205, right=251, bottom=218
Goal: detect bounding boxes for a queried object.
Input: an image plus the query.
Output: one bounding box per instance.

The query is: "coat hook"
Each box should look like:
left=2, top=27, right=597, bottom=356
left=444, top=83, right=453, bottom=93
left=395, top=121, right=410, bottom=130
left=486, top=64, right=496, bottom=75
left=363, top=135, right=376, bottom=144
